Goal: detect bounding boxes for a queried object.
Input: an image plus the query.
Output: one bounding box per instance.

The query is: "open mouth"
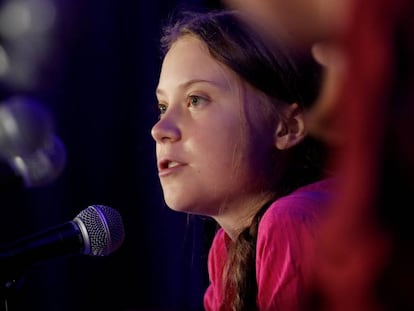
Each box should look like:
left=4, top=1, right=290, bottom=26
left=159, top=159, right=182, bottom=170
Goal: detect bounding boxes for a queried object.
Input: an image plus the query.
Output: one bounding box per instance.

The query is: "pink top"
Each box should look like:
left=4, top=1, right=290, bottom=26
left=204, top=178, right=335, bottom=311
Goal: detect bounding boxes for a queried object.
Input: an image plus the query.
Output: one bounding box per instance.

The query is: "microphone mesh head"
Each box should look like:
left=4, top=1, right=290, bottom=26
left=74, top=205, right=125, bottom=256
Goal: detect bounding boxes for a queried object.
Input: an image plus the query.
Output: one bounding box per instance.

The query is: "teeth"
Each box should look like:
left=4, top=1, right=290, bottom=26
left=167, top=161, right=179, bottom=168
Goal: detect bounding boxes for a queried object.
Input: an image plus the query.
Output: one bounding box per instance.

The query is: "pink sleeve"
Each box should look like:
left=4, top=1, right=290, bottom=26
left=256, top=197, right=320, bottom=311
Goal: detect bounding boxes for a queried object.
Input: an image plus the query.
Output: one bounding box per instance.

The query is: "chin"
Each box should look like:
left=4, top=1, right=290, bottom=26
left=165, top=200, right=207, bottom=216
left=167, top=205, right=193, bottom=213
left=164, top=199, right=190, bottom=212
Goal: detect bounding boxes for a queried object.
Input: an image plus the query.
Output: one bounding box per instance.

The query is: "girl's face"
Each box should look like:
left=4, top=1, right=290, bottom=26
left=152, top=36, right=278, bottom=219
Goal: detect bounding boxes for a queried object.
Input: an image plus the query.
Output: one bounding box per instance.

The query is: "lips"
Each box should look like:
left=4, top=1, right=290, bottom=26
left=158, top=158, right=186, bottom=176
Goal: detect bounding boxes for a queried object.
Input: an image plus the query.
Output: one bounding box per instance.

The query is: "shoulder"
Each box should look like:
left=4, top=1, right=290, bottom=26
left=254, top=179, right=336, bottom=311
left=257, top=178, right=336, bottom=254
left=261, top=178, right=336, bottom=230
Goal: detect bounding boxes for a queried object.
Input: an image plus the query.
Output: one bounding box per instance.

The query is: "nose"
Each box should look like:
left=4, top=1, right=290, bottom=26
left=151, top=113, right=181, bottom=143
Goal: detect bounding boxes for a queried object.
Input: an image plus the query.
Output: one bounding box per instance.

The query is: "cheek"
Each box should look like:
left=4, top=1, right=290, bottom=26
left=190, top=121, right=244, bottom=170
left=182, top=115, right=248, bottom=191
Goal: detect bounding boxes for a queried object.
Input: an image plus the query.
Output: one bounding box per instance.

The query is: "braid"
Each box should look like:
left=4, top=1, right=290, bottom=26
left=224, top=201, right=272, bottom=311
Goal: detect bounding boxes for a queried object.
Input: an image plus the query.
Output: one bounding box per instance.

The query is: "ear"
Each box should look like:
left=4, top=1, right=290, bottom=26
left=274, top=103, right=306, bottom=150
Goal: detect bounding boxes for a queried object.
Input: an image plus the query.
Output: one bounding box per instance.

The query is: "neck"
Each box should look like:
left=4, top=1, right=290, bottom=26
left=212, top=191, right=273, bottom=241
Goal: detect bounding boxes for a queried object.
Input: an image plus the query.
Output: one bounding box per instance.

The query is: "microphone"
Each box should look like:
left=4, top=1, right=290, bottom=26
left=0, top=96, right=66, bottom=188
left=0, top=205, right=125, bottom=275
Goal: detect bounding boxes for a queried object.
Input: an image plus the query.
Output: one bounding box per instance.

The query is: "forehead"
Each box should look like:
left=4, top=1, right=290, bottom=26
left=163, top=35, right=215, bottom=70
left=158, top=35, right=241, bottom=91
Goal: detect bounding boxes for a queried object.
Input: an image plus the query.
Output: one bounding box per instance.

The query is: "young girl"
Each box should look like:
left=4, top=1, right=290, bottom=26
left=151, top=10, right=334, bottom=311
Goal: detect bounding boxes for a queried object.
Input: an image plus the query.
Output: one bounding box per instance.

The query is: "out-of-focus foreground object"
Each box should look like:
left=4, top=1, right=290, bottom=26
left=223, top=0, right=414, bottom=310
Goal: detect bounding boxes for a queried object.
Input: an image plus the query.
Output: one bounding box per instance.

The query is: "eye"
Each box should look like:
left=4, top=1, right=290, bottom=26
left=157, top=103, right=168, bottom=115
left=187, top=95, right=207, bottom=108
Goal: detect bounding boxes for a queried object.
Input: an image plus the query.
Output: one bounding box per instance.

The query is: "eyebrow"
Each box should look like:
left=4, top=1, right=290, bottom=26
left=156, top=78, right=226, bottom=97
